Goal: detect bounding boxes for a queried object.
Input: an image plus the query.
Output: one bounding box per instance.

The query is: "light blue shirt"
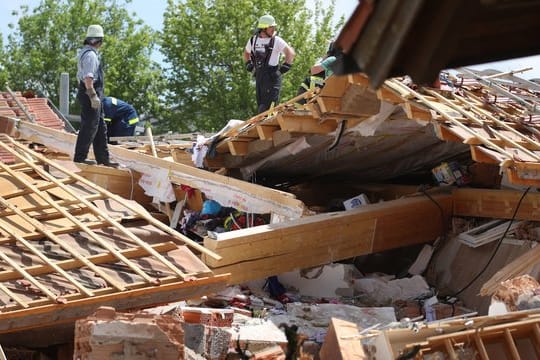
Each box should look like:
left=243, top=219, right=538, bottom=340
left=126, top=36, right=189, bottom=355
left=321, top=56, right=337, bottom=78
left=77, top=45, right=100, bottom=82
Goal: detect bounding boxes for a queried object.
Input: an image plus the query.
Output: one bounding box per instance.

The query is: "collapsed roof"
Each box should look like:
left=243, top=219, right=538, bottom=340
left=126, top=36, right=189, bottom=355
left=0, top=133, right=228, bottom=338
left=204, top=68, right=540, bottom=188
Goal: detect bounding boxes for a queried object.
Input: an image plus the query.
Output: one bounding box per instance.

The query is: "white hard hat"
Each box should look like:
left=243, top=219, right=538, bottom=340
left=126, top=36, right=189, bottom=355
left=86, top=24, right=104, bottom=38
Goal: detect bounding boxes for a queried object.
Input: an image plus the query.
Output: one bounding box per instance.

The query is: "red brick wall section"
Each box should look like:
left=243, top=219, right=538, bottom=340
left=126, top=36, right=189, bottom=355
left=74, top=306, right=184, bottom=360
left=181, top=307, right=234, bottom=327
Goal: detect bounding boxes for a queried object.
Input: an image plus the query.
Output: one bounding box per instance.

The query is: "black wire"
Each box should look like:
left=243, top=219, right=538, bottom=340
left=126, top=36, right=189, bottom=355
left=452, top=186, right=531, bottom=297
left=419, top=186, right=448, bottom=268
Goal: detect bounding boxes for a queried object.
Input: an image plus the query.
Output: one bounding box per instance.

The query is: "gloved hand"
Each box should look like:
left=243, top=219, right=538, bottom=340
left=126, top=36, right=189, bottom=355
left=279, top=62, right=292, bottom=74
left=86, top=88, right=101, bottom=109
left=245, top=60, right=254, bottom=72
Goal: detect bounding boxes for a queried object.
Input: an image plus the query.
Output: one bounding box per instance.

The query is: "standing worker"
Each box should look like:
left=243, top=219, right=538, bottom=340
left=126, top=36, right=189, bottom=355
left=102, top=96, right=140, bottom=141
left=244, top=14, right=295, bottom=114
left=73, top=24, right=117, bottom=167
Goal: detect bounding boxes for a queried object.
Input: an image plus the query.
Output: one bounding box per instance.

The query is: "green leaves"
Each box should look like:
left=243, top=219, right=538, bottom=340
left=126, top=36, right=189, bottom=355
left=2, top=0, right=164, bottom=120
left=159, top=0, right=341, bottom=132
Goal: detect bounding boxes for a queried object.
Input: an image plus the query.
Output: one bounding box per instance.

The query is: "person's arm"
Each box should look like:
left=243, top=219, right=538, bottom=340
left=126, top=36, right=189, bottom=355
left=311, top=56, right=336, bottom=76
left=244, top=39, right=254, bottom=72
left=278, top=43, right=295, bottom=74
left=243, top=48, right=251, bottom=62
left=283, top=44, right=295, bottom=65
left=81, top=52, right=100, bottom=108
left=84, top=76, right=94, bottom=90
left=310, top=63, right=324, bottom=75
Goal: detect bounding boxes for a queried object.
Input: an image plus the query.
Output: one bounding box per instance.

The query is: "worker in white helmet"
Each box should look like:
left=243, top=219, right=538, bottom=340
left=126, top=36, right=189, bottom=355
left=243, top=14, right=296, bottom=114
left=73, top=24, right=117, bottom=167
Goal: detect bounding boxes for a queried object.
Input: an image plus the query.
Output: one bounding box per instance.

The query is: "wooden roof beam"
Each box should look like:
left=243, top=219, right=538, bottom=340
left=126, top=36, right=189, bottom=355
left=277, top=113, right=338, bottom=134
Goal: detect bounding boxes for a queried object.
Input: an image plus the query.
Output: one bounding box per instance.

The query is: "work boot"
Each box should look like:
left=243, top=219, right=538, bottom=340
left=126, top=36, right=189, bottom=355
left=74, top=159, right=97, bottom=165
left=99, top=161, right=119, bottom=168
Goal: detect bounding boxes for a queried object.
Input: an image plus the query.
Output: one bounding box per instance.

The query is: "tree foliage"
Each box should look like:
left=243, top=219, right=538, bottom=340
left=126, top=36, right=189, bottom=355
left=2, top=0, right=164, bottom=118
left=0, top=35, right=7, bottom=87
left=160, top=0, right=342, bottom=132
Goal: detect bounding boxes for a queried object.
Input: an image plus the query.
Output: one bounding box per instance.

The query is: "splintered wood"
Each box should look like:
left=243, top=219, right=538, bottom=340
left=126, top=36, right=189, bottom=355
left=0, top=135, right=227, bottom=334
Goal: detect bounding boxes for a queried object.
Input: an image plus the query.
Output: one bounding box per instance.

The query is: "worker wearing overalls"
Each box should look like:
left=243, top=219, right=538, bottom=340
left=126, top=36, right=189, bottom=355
left=102, top=96, right=140, bottom=139
left=244, top=15, right=296, bottom=114
left=74, top=24, right=116, bottom=167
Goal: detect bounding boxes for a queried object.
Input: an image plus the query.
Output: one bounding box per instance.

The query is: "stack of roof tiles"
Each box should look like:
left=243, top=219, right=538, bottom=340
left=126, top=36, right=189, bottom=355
left=0, top=91, right=65, bottom=130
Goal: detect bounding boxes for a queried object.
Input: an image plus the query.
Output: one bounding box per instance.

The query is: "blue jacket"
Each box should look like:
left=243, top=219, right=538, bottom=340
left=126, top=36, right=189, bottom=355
left=102, top=97, right=139, bottom=128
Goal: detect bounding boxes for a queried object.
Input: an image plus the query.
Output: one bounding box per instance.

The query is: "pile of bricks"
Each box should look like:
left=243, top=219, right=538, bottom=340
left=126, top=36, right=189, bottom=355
left=74, top=306, right=184, bottom=360
left=74, top=306, right=293, bottom=359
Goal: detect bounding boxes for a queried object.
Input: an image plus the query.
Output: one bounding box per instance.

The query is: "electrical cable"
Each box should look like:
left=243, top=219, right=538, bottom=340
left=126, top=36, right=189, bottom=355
left=419, top=186, right=448, bottom=261
left=452, top=186, right=531, bottom=297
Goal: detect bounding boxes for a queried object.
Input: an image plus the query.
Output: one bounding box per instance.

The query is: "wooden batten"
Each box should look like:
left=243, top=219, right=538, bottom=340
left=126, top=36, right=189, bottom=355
left=0, top=136, right=230, bottom=338
left=256, top=124, right=280, bottom=140
left=362, top=310, right=540, bottom=359
left=277, top=113, right=338, bottom=134
left=319, top=75, right=353, bottom=98
left=403, top=101, right=433, bottom=121
left=227, top=140, right=250, bottom=156
left=0, top=274, right=228, bottom=336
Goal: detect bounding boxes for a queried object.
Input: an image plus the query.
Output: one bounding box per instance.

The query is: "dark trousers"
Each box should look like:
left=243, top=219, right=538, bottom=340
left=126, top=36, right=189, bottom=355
left=255, top=66, right=282, bottom=114
left=108, top=121, right=136, bottom=138
left=73, top=86, right=110, bottom=164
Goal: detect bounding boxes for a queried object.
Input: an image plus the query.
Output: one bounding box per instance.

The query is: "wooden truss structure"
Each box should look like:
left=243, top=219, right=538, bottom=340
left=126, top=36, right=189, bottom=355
left=207, top=69, right=540, bottom=187
left=366, top=309, right=540, bottom=359
left=0, top=134, right=227, bottom=335
left=322, top=309, right=540, bottom=359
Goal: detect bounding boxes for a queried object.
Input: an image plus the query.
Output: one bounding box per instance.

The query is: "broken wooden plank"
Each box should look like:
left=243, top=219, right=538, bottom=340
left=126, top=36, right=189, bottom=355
left=481, top=243, right=540, bottom=296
